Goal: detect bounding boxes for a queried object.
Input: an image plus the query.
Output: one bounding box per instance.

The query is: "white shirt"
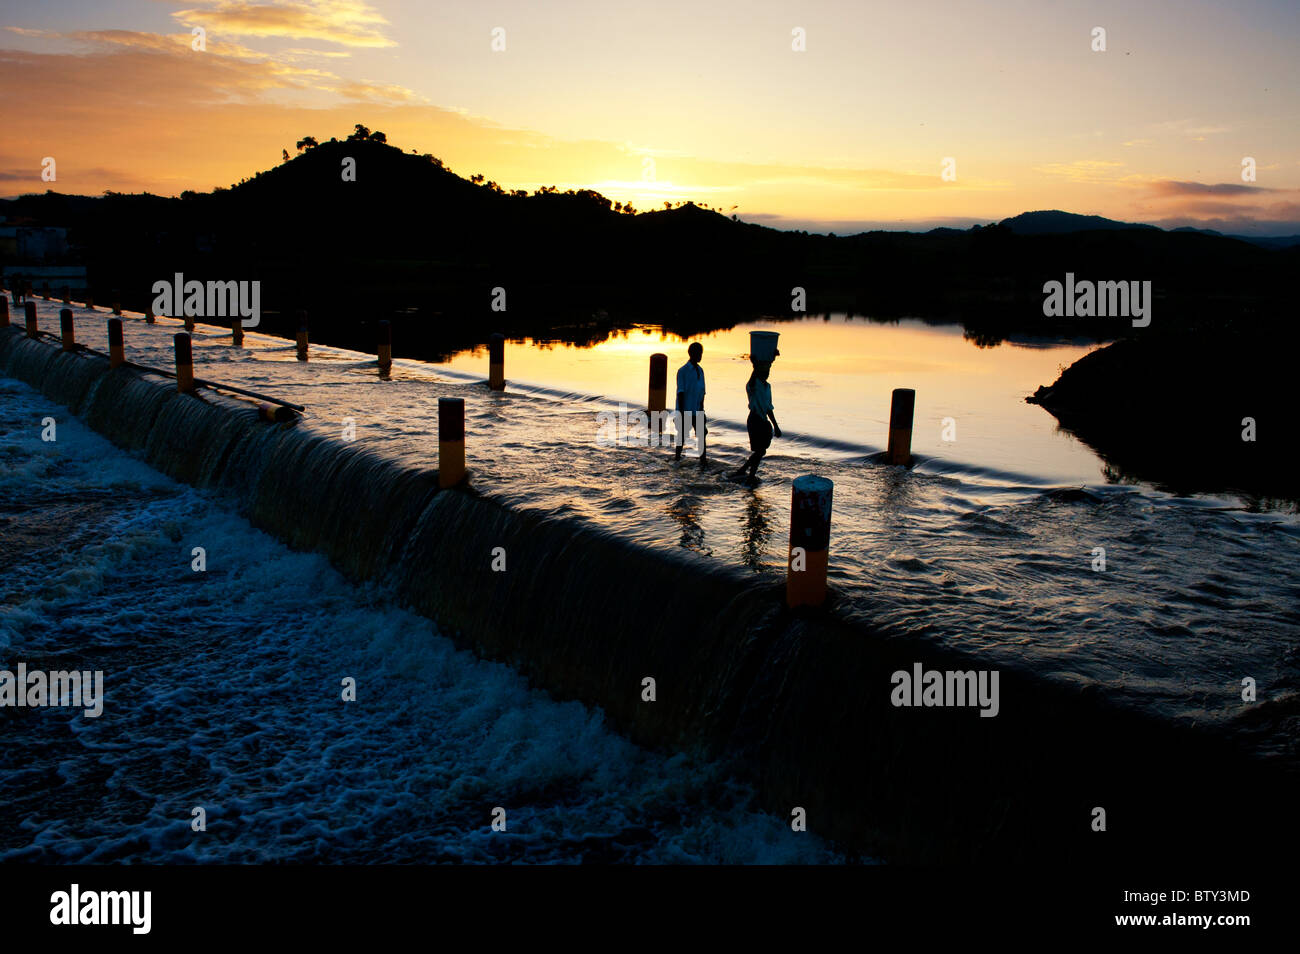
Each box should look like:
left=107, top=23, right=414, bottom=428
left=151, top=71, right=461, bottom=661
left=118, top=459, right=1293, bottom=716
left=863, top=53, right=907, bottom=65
left=747, top=377, right=773, bottom=415
left=676, top=361, right=705, bottom=411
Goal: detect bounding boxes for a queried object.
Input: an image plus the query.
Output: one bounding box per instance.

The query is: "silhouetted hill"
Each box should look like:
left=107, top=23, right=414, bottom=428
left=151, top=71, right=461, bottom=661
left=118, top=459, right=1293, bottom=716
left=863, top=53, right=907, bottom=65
left=999, top=210, right=1159, bottom=235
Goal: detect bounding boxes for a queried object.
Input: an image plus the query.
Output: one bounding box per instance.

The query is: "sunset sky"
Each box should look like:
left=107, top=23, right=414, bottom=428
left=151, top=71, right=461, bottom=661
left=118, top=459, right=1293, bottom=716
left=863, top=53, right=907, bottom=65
left=2, top=0, right=1297, bottom=233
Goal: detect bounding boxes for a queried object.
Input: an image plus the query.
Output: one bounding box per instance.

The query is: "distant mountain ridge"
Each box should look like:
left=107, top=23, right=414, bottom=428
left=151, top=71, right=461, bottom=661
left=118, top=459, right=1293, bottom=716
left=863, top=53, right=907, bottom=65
left=999, top=210, right=1299, bottom=249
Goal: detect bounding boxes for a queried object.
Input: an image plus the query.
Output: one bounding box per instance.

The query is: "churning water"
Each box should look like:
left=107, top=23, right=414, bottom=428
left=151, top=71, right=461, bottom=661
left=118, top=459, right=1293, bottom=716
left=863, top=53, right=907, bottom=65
left=0, top=372, right=845, bottom=863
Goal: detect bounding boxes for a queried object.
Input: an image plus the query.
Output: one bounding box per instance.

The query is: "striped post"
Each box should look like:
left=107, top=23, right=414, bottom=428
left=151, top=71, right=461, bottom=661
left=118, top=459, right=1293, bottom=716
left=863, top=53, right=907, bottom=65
left=60, top=308, right=76, bottom=351
left=108, top=317, right=125, bottom=367
left=438, top=397, right=466, bottom=488
left=377, top=320, right=392, bottom=373
left=296, top=310, right=308, bottom=361
left=886, top=388, right=915, bottom=466
left=174, top=333, right=195, bottom=393
left=488, top=333, right=505, bottom=390
left=787, top=475, right=833, bottom=608
left=24, top=301, right=38, bottom=338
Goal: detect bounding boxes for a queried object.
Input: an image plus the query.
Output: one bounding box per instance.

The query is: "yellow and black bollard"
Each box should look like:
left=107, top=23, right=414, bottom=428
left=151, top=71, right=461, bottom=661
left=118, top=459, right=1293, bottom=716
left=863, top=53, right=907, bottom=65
left=60, top=308, right=76, bottom=351
left=488, top=333, right=505, bottom=390
left=174, top=333, right=195, bottom=393
left=885, top=387, right=915, bottom=466
left=377, top=320, right=392, bottom=374
left=108, top=317, right=125, bottom=367
left=438, top=397, right=466, bottom=488
left=787, top=475, right=833, bottom=609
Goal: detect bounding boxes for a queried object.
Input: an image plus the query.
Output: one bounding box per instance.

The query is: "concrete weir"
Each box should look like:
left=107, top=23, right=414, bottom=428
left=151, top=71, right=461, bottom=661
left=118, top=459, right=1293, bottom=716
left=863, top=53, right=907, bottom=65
left=2, top=325, right=1293, bottom=865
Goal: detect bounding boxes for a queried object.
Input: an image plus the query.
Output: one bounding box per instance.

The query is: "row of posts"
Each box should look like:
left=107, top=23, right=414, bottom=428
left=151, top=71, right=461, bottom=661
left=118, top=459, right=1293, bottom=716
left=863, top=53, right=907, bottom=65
left=3, top=294, right=918, bottom=610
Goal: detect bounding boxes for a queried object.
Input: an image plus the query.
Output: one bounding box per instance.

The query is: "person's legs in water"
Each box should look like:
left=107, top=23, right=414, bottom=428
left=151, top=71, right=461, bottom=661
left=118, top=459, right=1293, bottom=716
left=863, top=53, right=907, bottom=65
left=733, top=410, right=772, bottom=479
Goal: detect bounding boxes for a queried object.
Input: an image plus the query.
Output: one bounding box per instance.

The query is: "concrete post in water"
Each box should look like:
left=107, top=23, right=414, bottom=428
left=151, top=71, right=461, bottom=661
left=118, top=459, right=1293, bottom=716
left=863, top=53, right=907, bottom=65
left=231, top=316, right=244, bottom=346
left=174, top=332, right=195, bottom=393
left=145, top=303, right=155, bottom=324
left=24, top=301, right=38, bottom=338
left=183, top=313, right=195, bottom=332
left=85, top=295, right=94, bottom=311
left=111, top=292, right=121, bottom=316
left=0, top=298, right=8, bottom=328
left=60, top=308, right=76, bottom=351
left=787, top=475, right=833, bottom=609
left=438, top=397, right=466, bottom=488
left=62, top=286, right=70, bottom=305
left=648, top=353, right=667, bottom=413
left=108, top=317, right=125, bottom=367
left=377, top=320, right=392, bottom=373
left=886, top=387, right=916, bottom=466
left=296, top=310, right=309, bottom=361
left=42, top=282, right=50, bottom=300
left=488, top=333, right=505, bottom=390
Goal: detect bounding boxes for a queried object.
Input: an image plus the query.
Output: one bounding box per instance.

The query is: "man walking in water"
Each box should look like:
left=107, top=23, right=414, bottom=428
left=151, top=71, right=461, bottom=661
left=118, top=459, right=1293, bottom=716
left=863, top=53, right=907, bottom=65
left=675, top=342, right=707, bottom=461
left=732, top=359, right=781, bottom=481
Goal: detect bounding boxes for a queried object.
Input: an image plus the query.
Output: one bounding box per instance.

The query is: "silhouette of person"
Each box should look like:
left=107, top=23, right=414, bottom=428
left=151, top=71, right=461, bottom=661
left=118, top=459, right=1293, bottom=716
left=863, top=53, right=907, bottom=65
left=675, top=342, right=706, bottom=461
left=732, top=360, right=781, bottom=480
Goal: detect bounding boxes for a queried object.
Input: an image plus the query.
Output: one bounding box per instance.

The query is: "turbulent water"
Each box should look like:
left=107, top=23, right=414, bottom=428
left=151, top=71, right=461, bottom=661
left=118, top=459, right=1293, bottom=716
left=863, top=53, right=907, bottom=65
left=0, top=372, right=844, bottom=863
left=2, top=300, right=1297, bottom=861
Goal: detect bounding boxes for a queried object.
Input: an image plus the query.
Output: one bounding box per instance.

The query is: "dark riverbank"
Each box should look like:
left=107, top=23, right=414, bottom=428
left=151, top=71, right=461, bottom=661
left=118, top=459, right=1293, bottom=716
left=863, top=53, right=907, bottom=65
left=1028, top=334, right=1297, bottom=504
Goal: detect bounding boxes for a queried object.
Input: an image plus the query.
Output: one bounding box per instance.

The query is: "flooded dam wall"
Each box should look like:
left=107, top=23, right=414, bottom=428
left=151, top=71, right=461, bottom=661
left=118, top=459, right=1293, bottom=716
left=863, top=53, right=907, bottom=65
left=2, top=325, right=1293, bottom=865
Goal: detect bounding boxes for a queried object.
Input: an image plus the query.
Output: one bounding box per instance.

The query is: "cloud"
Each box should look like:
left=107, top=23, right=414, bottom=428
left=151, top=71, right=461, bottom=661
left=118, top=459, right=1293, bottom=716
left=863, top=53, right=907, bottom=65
left=337, top=79, right=428, bottom=104
left=1035, top=160, right=1126, bottom=183
left=172, top=0, right=395, bottom=49
left=1152, top=119, right=1231, bottom=138
left=1148, top=180, right=1280, bottom=198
